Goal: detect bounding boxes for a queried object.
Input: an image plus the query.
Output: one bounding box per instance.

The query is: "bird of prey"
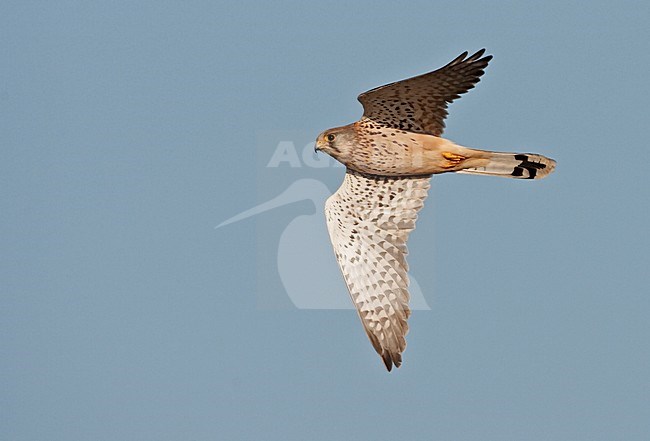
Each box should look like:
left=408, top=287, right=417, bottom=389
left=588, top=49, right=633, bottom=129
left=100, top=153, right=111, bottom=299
left=315, top=49, right=556, bottom=371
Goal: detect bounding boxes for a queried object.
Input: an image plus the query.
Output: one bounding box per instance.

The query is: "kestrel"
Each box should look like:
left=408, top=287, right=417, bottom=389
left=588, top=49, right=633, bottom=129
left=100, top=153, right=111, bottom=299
left=315, top=49, right=556, bottom=371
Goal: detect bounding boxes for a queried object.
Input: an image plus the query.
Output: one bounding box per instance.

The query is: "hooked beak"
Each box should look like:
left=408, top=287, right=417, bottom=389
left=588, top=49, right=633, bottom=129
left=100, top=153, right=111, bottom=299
left=314, top=138, right=322, bottom=153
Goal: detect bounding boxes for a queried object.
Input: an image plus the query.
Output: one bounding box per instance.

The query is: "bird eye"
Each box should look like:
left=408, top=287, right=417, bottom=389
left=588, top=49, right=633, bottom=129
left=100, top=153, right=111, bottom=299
left=327, top=134, right=336, bottom=142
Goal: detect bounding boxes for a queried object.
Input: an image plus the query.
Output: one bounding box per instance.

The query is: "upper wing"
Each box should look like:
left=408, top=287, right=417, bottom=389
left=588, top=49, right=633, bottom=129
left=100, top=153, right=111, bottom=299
left=357, top=49, right=492, bottom=136
left=325, top=169, right=431, bottom=371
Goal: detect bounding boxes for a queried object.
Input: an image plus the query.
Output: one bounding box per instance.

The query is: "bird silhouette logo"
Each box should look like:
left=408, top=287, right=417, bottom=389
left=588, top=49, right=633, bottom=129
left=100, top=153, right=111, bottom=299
left=217, top=178, right=432, bottom=310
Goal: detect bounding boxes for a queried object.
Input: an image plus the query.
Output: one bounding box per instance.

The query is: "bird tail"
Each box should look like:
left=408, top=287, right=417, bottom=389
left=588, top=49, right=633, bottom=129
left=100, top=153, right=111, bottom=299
left=458, top=151, right=556, bottom=179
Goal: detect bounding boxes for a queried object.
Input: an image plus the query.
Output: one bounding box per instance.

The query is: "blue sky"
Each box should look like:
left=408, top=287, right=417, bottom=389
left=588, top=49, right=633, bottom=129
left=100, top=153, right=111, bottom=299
left=2, top=1, right=649, bottom=440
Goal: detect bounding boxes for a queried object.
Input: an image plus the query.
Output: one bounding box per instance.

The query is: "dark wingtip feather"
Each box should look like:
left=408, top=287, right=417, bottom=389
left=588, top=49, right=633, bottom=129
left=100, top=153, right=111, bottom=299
left=469, top=48, right=486, bottom=61
left=481, top=56, right=494, bottom=68
left=382, top=352, right=393, bottom=371
left=381, top=351, right=403, bottom=372
left=447, top=51, right=469, bottom=67
left=466, top=49, right=493, bottom=68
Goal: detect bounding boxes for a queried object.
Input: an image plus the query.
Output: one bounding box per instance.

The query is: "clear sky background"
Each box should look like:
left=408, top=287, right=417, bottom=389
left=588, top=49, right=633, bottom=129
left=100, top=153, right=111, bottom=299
left=2, top=1, right=650, bottom=440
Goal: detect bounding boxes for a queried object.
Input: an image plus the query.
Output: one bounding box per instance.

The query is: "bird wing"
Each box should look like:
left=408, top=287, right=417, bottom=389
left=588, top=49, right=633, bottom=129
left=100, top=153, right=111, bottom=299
left=325, top=169, right=431, bottom=370
left=357, top=49, right=492, bottom=136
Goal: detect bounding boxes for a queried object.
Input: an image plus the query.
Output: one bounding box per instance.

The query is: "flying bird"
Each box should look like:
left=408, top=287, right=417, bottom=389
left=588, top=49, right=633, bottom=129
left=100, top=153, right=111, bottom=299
left=315, top=49, right=556, bottom=371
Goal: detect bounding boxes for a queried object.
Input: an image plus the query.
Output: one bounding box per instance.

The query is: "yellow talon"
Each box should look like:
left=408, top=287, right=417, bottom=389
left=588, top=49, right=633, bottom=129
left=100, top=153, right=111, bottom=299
left=441, top=152, right=466, bottom=168
left=442, top=152, right=466, bottom=162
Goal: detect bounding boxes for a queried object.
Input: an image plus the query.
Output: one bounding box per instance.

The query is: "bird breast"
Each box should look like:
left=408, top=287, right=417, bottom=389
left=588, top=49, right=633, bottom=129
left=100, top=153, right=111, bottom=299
left=347, top=125, right=450, bottom=177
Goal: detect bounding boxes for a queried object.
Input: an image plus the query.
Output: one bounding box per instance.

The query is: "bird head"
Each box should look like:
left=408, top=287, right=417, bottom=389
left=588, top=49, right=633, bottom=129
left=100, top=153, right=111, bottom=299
left=315, top=124, right=356, bottom=164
